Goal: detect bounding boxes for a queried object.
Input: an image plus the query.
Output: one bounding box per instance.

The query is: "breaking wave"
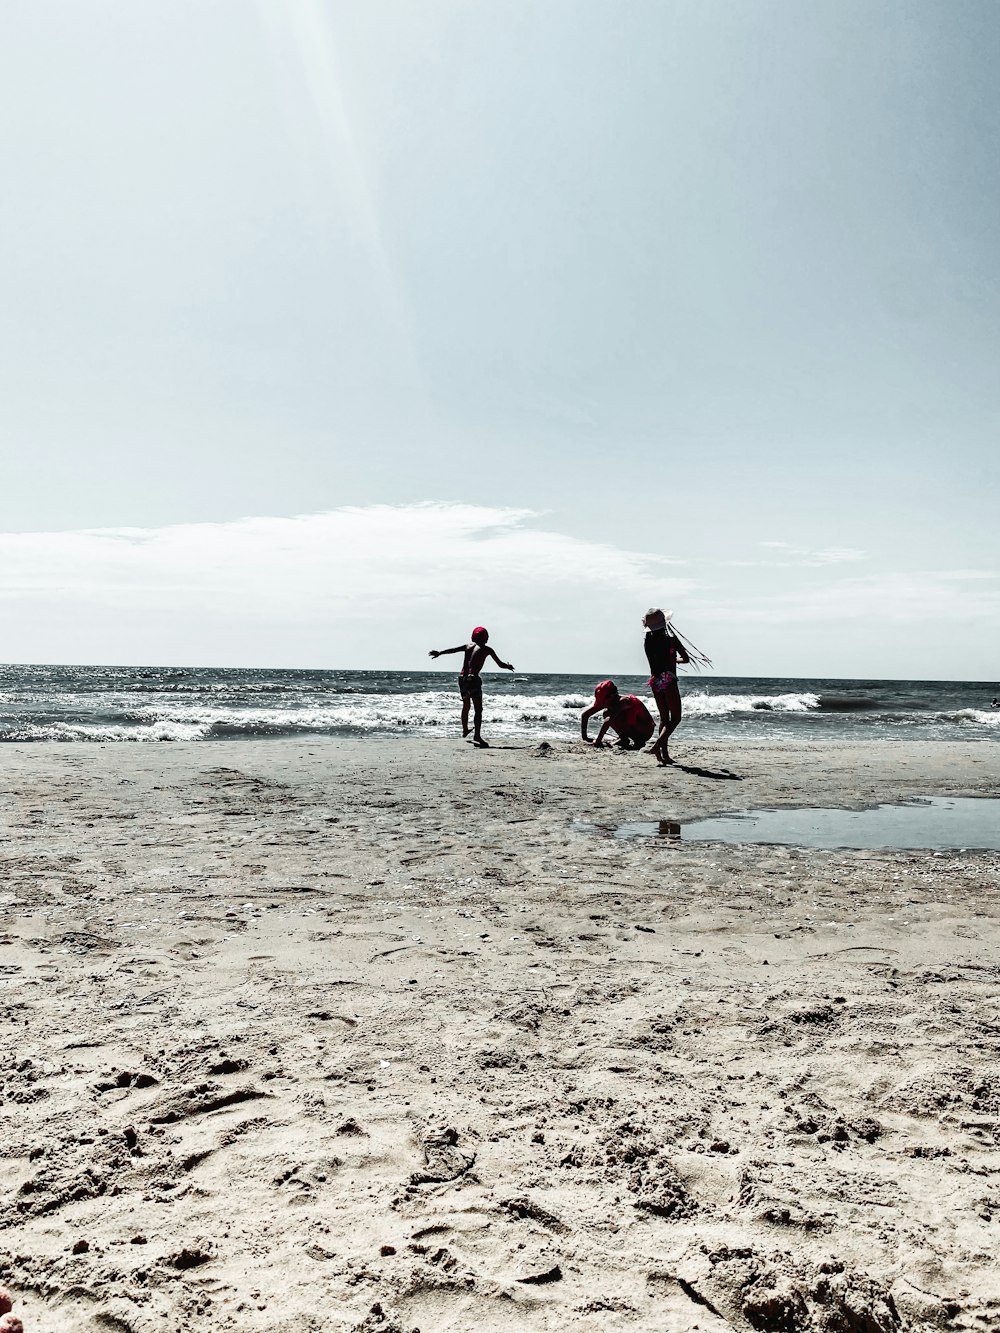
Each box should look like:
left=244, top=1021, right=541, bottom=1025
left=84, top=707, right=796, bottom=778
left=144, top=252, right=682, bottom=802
left=684, top=691, right=820, bottom=717
left=948, top=708, right=1000, bottom=729
left=1, top=668, right=997, bottom=742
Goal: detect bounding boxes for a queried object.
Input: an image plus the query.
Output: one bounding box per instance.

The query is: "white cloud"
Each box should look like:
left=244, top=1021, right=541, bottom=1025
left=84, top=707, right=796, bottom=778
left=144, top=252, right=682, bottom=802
left=1, top=505, right=995, bottom=676
left=700, top=569, right=1000, bottom=624
left=741, top=543, right=867, bottom=567
left=0, top=504, right=696, bottom=668
left=802, top=548, right=868, bottom=567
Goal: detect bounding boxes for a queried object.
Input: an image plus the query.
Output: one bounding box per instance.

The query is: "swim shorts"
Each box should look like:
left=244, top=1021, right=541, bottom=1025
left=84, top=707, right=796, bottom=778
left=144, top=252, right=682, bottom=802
left=458, top=674, right=483, bottom=701
left=649, top=671, right=677, bottom=694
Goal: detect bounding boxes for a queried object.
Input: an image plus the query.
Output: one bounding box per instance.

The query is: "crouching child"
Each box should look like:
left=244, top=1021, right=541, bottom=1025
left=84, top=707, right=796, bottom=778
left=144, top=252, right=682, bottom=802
left=581, top=680, right=655, bottom=750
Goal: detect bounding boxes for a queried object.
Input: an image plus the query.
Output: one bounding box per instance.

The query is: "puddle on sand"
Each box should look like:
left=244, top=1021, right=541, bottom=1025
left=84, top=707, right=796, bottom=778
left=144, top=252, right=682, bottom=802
left=574, top=796, right=1000, bottom=850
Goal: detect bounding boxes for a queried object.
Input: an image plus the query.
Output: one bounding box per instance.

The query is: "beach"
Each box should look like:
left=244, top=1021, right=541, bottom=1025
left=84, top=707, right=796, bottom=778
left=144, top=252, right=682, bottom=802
left=2, top=736, right=999, bottom=1332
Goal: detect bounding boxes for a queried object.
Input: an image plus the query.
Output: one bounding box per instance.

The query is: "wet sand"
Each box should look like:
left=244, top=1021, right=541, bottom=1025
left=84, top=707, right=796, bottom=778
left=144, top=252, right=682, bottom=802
left=1, top=737, right=999, bottom=1332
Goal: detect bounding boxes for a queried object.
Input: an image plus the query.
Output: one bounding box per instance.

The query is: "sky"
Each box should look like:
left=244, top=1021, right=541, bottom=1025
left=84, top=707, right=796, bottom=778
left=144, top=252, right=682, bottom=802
left=1, top=0, right=997, bottom=677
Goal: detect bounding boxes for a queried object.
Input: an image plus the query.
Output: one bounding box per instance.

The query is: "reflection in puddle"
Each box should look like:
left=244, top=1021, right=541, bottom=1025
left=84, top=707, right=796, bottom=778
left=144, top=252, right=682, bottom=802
left=617, top=819, right=682, bottom=840
left=572, top=818, right=681, bottom=840
left=575, top=796, right=1000, bottom=850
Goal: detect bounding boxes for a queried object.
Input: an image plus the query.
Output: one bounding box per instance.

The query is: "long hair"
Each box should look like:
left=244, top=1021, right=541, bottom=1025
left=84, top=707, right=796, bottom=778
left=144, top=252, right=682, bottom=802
left=666, top=619, right=713, bottom=671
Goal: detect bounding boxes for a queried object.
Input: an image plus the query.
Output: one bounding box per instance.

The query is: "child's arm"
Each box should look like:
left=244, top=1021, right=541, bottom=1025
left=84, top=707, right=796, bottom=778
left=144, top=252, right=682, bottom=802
left=592, top=715, right=614, bottom=746
left=595, top=700, right=629, bottom=746
left=672, top=635, right=690, bottom=665
left=428, top=644, right=468, bottom=659
left=486, top=647, right=515, bottom=671
left=580, top=702, right=602, bottom=741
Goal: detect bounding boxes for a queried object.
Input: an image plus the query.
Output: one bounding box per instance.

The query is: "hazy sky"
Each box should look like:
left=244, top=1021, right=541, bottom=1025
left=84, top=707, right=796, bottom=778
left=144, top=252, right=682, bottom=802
left=2, top=1, right=997, bottom=676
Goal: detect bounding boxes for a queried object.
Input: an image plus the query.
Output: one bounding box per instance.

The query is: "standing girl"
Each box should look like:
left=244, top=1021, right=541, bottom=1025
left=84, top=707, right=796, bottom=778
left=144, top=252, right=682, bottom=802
left=643, top=608, right=689, bottom=765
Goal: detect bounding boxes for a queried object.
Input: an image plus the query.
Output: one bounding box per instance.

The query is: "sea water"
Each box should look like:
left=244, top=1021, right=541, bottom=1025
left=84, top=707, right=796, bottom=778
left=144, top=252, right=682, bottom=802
left=582, top=797, right=1000, bottom=851
left=0, top=665, right=997, bottom=743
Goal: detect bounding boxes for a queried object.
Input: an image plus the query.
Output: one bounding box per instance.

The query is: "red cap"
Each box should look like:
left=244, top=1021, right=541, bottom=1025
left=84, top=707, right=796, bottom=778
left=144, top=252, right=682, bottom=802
left=594, top=679, right=616, bottom=707
left=471, top=626, right=488, bottom=640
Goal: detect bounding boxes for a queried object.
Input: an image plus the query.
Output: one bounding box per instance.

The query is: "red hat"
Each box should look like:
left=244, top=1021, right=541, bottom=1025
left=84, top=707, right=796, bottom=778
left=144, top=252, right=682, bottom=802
left=471, top=626, right=488, bottom=640
left=594, top=679, right=616, bottom=707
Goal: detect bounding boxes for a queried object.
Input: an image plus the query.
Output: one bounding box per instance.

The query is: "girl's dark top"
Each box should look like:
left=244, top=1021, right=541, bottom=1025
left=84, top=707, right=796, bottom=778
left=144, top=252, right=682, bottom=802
left=644, top=628, right=678, bottom=675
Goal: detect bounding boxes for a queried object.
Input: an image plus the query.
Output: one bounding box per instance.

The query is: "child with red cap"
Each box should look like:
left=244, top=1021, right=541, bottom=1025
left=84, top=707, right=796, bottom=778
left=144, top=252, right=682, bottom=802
left=429, top=626, right=515, bottom=747
left=580, top=680, right=655, bottom=750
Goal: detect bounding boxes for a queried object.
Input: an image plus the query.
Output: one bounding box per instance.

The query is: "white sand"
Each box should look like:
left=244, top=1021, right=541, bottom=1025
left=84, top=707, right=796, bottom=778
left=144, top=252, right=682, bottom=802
left=1, top=737, right=999, bottom=1332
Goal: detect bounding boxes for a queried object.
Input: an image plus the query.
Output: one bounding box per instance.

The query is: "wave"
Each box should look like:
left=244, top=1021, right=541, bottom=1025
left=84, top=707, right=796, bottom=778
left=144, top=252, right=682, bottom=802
left=949, top=708, right=1000, bottom=729
left=2, top=676, right=998, bottom=742
left=0, top=719, right=211, bottom=742
left=0, top=690, right=829, bottom=742
left=816, top=695, right=881, bottom=712
left=684, top=691, right=821, bottom=717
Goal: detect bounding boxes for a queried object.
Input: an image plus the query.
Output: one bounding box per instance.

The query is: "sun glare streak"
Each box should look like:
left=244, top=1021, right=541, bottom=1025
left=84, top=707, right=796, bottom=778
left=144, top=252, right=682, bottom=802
left=256, top=0, right=424, bottom=394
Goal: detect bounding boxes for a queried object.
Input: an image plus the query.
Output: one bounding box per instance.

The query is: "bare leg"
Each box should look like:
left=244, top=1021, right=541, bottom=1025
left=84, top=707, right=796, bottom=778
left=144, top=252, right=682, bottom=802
left=461, top=695, right=472, bottom=737
left=660, top=682, right=682, bottom=763
left=472, top=694, right=488, bottom=746
left=649, top=693, right=671, bottom=764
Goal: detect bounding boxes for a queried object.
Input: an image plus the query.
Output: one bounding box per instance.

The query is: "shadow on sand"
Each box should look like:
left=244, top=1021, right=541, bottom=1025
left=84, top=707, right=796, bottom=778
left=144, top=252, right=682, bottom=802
left=671, top=763, right=744, bottom=782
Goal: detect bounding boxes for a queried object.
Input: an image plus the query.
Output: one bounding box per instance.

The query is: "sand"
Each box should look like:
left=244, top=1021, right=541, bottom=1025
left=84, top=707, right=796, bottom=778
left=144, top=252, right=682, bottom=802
left=1, top=736, right=999, bottom=1332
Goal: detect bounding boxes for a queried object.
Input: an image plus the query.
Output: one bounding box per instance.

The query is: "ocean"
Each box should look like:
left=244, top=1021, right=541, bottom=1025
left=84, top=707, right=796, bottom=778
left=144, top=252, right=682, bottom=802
left=0, top=665, right=997, bottom=743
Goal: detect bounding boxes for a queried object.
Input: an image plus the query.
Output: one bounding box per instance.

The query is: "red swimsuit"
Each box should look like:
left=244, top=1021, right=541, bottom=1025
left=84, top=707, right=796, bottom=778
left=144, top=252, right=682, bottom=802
left=609, top=695, right=654, bottom=740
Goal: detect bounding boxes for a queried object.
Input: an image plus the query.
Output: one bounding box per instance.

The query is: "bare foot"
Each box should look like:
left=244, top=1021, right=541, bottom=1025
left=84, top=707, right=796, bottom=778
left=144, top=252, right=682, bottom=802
left=474, top=737, right=490, bottom=748
left=0, top=1294, right=22, bottom=1333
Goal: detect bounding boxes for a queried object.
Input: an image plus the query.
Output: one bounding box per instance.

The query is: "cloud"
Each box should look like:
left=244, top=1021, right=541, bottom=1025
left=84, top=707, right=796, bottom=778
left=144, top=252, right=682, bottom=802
left=0, top=504, right=689, bottom=609
left=2, top=505, right=993, bottom=674
left=0, top=504, right=696, bottom=667
left=738, top=543, right=867, bottom=568
left=802, top=548, right=868, bottom=567
left=700, top=569, right=1000, bottom=625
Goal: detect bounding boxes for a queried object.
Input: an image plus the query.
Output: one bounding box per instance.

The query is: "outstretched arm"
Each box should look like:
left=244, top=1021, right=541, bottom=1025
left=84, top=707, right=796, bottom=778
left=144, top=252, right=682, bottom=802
left=428, top=644, right=468, bottom=659
left=486, top=647, right=515, bottom=671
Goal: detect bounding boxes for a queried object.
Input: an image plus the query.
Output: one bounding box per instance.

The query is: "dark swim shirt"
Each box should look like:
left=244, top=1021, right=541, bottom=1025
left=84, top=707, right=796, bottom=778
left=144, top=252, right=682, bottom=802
left=644, top=628, right=678, bottom=676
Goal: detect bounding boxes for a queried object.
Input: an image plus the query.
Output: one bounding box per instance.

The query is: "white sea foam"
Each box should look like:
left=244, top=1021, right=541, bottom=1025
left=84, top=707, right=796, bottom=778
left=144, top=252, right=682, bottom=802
left=1, top=668, right=994, bottom=742
left=951, top=708, right=1000, bottom=729
left=2, top=718, right=210, bottom=743
left=0, top=688, right=837, bottom=742
left=683, top=691, right=821, bottom=717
